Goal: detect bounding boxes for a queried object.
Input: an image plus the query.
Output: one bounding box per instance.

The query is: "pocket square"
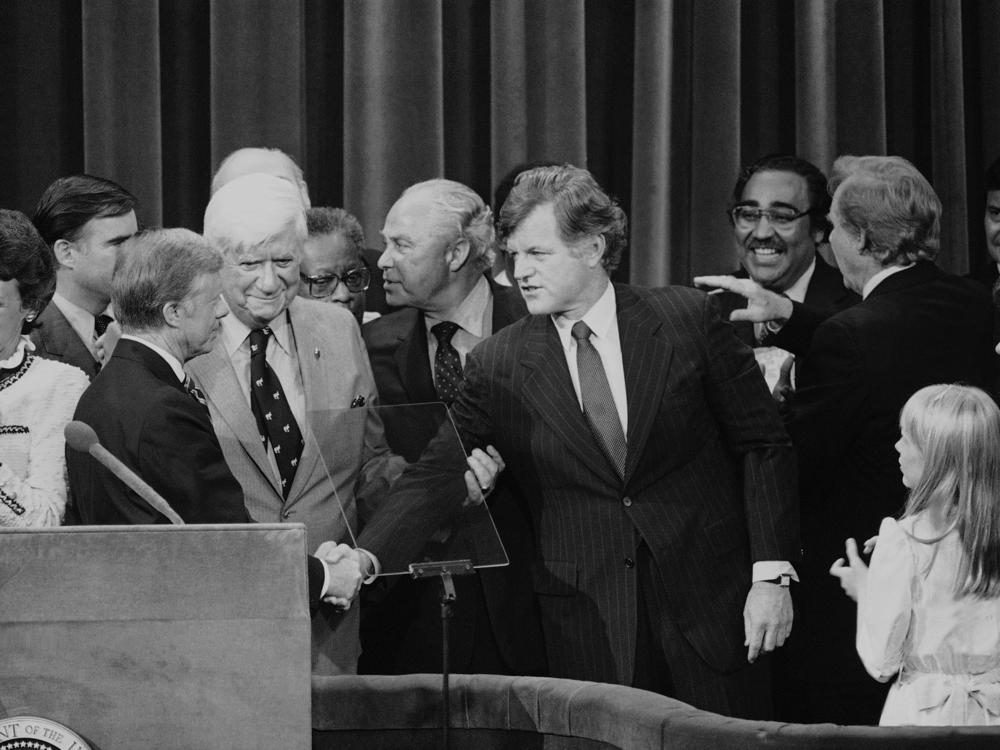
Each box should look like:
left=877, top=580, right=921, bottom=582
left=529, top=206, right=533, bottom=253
left=350, top=396, right=366, bottom=408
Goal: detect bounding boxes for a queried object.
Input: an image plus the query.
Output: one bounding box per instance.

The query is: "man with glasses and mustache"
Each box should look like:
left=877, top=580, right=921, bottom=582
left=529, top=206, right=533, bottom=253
left=299, top=207, right=375, bottom=324
left=703, top=155, right=857, bottom=394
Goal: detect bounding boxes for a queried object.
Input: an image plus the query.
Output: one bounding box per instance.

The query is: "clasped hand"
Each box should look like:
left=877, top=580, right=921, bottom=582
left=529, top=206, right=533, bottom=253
left=315, top=541, right=365, bottom=609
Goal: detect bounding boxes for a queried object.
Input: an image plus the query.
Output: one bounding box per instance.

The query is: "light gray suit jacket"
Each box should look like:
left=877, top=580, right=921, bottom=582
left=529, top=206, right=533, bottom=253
left=187, top=297, right=400, bottom=674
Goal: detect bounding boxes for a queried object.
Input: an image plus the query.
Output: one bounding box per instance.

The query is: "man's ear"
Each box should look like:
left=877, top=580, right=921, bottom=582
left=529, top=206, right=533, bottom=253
left=53, top=239, right=75, bottom=268
left=583, top=235, right=606, bottom=269
left=447, top=237, right=472, bottom=272
left=161, top=301, right=183, bottom=328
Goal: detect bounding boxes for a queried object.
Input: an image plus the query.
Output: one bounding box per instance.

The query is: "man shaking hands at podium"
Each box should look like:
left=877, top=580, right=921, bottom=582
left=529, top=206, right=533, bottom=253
left=66, top=228, right=364, bottom=608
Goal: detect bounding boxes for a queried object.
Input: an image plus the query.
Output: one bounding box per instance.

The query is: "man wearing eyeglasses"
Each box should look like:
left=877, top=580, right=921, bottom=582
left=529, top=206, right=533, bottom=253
left=299, top=207, right=374, bottom=324
left=704, top=155, right=857, bottom=394
left=358, top=178, right=544, bottom=678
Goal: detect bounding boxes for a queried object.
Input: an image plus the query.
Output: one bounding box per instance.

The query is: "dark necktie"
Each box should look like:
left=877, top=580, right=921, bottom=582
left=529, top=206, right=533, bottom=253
left=431, top=321, right=463, bottom=405
left=571, top=321, right=627, bottom=478
left=94, top=314, right=114, bottom=338
left=249, top=328, right=303, bottom=497
left=182, top=375, right=208, bottom=409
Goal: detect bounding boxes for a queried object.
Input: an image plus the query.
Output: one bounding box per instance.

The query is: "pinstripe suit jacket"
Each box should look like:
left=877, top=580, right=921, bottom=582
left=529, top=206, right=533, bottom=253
left=186, top=297, right=402, bottom=675
left=30, top=301, right=100, bottom=380
left=449, top=283, right=798, bottom=685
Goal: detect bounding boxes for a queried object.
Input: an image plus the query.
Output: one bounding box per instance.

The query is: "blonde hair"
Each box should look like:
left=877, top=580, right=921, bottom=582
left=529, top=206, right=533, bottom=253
left=900, top=384, right=1000, bottom=598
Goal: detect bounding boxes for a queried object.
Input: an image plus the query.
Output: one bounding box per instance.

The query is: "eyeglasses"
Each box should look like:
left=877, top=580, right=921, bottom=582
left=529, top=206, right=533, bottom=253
left=299, top=266, right=371, bottom=298
left=729, top=206, right=811, bottom=230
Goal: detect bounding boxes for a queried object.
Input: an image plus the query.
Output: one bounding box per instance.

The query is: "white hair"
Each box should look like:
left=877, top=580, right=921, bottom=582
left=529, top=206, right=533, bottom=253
left=210, top=147, right=311, bottom=208
left=203, top=172, right=307, bottom=258
left=400, top=179, right=495, bottom=268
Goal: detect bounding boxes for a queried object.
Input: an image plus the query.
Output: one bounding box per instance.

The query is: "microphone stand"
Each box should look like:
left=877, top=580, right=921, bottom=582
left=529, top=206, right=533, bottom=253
left=410, top=559, right=474, bottom=750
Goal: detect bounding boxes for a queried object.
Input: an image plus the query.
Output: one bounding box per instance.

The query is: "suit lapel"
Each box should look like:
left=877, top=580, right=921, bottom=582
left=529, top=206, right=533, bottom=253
left=188, top=341, right=280, bottom=496
left=616, top=285, right=673, bottom=484
left=283, top=302, right=331, bottom=503
left=395, top=312, right=436, bottom=403
left=519, top=315, right=620, bottom=485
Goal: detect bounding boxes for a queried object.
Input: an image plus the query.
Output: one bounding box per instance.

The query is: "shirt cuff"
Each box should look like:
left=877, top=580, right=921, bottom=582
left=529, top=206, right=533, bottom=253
left=319, top=557, right=331, bottom=599
left=752, top=561, right=798, bottom=583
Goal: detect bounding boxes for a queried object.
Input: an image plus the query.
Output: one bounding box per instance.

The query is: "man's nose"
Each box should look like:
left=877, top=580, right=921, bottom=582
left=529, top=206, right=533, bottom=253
left=257, top=262, right=281, bottom=291
left=330, top=279, right=351, bottom=302
left=377, top=248, right=392, bottom=269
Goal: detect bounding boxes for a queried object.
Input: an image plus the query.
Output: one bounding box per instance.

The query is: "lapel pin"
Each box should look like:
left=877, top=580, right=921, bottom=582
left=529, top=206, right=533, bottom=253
left=313, top=348, right=321, bottom=359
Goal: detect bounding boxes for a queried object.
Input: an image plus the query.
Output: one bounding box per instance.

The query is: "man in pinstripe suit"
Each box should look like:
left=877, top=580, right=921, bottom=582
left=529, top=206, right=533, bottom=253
left=449, top=165, right=799, bottom=718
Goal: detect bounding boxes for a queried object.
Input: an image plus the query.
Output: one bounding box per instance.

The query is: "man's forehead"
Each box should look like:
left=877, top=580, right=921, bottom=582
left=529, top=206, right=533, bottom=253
left=229, top=232, right=301, bottom=261
left=383, top=189, right=451, bottom=238
left=987, top=189, right=1000, bottom=207
left=739, top=170, right=810, bottom=205
left=303, top=232, right=361, bottom=268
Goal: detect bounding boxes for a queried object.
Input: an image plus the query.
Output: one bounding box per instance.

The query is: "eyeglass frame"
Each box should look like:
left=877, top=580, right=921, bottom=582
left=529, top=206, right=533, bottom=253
left=728, top=205, right=814, bottom=230
left=299, top=261, right=372, bottom=299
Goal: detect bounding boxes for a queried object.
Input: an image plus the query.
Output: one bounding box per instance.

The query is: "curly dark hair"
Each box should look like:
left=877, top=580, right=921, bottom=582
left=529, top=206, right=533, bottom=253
left=0, top=210, right=56, bottom=332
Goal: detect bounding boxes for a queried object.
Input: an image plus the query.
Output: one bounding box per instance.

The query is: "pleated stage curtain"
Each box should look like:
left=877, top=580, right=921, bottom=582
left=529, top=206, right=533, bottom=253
left=2, top=0, right=999, bottom=283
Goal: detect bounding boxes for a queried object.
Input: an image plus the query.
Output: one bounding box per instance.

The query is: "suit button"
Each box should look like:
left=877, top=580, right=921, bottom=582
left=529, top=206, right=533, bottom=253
left=624, top=557, right=635, bottom=569
left=622, top=496, right=632, bottom=507
left=281, top=510, right=291, bottom=520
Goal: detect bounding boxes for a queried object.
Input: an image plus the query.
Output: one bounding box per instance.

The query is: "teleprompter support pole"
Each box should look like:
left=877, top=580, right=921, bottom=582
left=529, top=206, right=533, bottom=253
left=410, top=559, right=475, bottom=750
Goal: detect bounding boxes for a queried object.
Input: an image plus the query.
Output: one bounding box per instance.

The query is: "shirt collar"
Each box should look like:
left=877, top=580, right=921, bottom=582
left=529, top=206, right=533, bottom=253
left=121, top=334, right=186, bottom=382
left=220, top=303, right=293, bottom=355
left=862, top=263, right=912, bottom=299
left=424, top=276, right=491, bottom=338
left=551, top=279, right=616, bottom=348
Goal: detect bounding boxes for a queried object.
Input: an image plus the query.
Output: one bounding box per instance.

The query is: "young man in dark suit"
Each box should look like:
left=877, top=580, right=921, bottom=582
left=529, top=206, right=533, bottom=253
left=31, top=174, right=138, bottom=379
left=359, top=178, right=545, bottom=677
left=448, top=165, right=799, bottom=719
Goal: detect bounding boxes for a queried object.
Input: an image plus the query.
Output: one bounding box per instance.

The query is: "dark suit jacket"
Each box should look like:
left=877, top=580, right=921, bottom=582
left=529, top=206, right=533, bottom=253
left=781, top=262, right=994, bottom=681
left=359, top=282, right=546, bottom=675
left=448, top=283, right=799, bottom=685
left=65, top=338, right=325, bottom=602
left=713, top=256, right=858, bottom=352
left=30, top=302, right=100, bottom=380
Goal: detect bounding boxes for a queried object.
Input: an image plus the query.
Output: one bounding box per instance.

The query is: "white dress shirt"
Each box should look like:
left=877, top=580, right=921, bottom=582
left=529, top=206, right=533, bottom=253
left=51, top=292, right=108, bottom=361
left=218, top=308, right=306, bottom=481
left=424, top=276, right=494, bottom=383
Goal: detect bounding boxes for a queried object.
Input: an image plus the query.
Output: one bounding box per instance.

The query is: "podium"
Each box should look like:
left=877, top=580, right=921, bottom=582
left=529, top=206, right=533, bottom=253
left=0, top=524, right=312, bottom=750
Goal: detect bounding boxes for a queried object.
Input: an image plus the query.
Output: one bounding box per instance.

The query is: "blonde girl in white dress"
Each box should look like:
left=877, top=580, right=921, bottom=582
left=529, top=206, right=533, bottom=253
left=831, top=383, right=1000, bottom=726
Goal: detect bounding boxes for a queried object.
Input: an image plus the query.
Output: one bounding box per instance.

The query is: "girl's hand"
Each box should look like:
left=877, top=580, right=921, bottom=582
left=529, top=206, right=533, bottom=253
left=830, top=537, right=868, bottom=602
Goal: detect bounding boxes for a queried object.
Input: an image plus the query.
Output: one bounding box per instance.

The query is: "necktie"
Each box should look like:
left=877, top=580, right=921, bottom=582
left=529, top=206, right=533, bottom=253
left=571, top=321, right=627, bottom=478
left=431, top=321, right=463, bottom=405
left=94, top=314, right=114, bottom=338
left=249, top=328, right=304, bottom=497
left=182, top=375, right=208, bottom=408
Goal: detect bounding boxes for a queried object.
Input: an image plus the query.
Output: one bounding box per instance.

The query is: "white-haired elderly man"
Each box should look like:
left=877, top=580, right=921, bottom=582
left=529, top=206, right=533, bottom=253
left=188, top=173, right=500, bottom=675
left=359, top=179, right=544, bottom=677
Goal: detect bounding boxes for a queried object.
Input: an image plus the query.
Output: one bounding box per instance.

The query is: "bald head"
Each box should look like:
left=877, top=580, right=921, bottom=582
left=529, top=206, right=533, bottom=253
left=211, top=147, right=310, bottom=208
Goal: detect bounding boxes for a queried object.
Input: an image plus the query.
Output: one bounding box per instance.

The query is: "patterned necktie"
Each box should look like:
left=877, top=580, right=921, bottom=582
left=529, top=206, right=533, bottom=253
left=94, top=314, right=114, bottom=338
left=249, top=328, right=304, bottom=497
left=182, top=375, right=208, bottom=409
left=571, top=321, right=627, bottom=478
left=431, top=321, right=463, bottom=405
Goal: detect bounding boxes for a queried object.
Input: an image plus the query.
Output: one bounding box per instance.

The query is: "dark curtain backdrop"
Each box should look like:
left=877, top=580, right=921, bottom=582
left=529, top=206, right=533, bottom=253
left=3, top=0, right=1000, bottom=284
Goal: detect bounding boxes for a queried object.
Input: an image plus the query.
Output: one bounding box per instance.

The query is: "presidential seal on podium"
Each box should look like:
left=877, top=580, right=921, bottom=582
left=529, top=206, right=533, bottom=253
left=0, top=717, right=91, bottom=750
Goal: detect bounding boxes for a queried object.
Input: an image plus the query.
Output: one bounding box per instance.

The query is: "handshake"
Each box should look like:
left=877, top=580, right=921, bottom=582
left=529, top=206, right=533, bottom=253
left=313, top=541, right=372, bottom=610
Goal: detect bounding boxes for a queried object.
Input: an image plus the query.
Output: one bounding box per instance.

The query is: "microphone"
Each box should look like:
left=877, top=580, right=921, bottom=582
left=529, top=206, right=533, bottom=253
left=65, top=421, right=185, bottom=525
